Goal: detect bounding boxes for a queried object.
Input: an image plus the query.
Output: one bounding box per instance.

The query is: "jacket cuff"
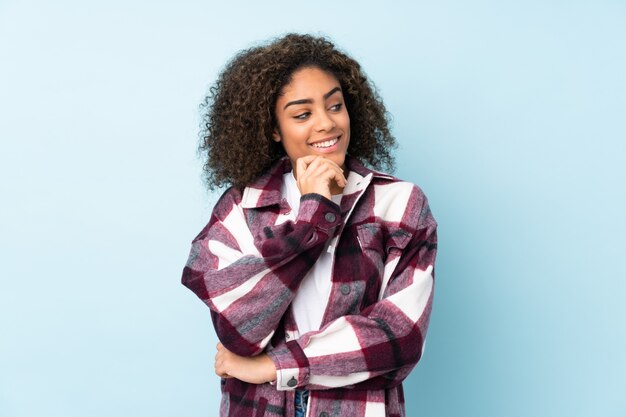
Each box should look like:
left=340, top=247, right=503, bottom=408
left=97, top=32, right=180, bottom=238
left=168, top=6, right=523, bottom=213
left=296, top=194, right=341, bottom=233
left=267, top=340, right=310, bottom=391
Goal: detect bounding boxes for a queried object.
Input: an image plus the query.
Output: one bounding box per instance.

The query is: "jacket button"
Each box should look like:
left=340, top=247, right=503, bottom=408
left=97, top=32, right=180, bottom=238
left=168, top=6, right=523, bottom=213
left=287, top=377, right=297, bottom=387
left=319, top=412, right=329, bottom=417
left=324, top=212, right=336, bottom=223
left=340, top=284, right=351, bottom=295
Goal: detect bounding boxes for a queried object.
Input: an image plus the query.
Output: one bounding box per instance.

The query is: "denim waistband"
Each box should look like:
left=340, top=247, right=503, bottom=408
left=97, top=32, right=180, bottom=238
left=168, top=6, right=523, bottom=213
left=294, top=390, right=309, bottom=417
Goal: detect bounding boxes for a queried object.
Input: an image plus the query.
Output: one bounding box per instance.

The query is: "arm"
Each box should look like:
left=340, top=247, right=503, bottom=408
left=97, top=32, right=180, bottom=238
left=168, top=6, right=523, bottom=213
left=182, top=186, right=342, bottom=357
left=267, top=186, right=438, bottom=391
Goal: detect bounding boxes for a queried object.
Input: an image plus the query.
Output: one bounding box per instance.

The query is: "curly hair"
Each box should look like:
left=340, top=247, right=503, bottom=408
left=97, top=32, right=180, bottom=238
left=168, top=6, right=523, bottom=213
left=199, top=33, right=397, bottom=191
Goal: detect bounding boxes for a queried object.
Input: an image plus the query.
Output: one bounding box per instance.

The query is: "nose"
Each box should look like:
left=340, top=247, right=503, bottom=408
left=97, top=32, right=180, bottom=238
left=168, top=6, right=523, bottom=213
left=315, top=110, right=336, bottom=132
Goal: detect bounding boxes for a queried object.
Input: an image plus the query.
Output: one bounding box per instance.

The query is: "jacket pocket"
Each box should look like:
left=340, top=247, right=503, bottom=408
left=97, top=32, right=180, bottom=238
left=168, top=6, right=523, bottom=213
left=356, top=224, right=413, bottom=257
left=384, top=225, right=413, bottom=256
left=356, top=223, right=413, bottom=301
left=356, top=223, right=384, bottom=251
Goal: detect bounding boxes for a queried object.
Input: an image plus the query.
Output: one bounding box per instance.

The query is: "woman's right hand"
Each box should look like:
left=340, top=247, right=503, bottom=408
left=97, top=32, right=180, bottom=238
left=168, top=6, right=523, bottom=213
left=295, top=155, right=347, bottom=199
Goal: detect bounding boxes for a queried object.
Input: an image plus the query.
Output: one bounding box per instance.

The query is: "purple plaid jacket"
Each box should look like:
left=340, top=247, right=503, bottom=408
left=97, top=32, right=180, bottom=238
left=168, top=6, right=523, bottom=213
left=182, top=156, right=437, bottom=417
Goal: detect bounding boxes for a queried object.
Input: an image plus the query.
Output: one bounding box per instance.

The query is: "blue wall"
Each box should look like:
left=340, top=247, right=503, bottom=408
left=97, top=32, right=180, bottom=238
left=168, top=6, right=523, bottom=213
left=1, top=1, right=624, bottom=416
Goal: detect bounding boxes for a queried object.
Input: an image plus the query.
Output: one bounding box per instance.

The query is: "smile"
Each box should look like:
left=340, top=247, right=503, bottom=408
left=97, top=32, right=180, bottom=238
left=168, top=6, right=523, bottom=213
left=310, top=136, right=340, bottom=149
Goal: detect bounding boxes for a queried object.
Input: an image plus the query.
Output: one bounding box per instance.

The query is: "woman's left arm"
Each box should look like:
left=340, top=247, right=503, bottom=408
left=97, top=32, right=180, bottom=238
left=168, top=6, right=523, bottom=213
left=266, top=188, right=437, bottom=391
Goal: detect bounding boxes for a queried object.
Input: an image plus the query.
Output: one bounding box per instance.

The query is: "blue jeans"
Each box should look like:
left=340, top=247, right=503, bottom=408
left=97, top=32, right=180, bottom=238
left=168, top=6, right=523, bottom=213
left=294, top=390, right=309, bottom=417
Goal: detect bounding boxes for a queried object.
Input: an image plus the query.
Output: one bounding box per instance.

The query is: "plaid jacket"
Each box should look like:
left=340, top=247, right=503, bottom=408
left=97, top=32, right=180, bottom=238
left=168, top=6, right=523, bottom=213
left=182, top=156, right=437, bottom=417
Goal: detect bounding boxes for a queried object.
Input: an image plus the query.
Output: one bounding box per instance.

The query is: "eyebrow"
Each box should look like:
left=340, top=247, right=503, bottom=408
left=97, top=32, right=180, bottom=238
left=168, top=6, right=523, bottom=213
left=283, top=86, right=342, bottom=110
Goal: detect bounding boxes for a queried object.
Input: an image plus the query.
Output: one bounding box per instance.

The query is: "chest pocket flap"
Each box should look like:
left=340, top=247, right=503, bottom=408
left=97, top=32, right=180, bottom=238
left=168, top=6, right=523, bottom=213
left=356, top=223, right=413, bottom=256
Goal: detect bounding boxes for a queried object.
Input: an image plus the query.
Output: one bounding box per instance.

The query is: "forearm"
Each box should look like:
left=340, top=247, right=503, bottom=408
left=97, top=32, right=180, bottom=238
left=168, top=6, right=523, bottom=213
left=182, top=192, right=342, bottom=356
left=267, top=277, right=432, bottom=391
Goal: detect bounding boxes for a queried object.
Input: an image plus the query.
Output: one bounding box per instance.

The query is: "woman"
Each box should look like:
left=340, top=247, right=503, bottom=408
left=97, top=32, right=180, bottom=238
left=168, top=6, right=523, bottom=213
left=182, top=33, right=437, bottom=417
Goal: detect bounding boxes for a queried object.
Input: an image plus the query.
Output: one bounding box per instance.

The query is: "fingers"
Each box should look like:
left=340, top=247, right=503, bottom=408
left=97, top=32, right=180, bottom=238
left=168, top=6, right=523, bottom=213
left=303, top=159, right=346, bottom=187
left=295, top=157, right=310, bottom=184
left=215, top=342, right=230, bottom=378
left=296, top=156, right=347, bottom=196
left=297, top=156, right=344, bottom=178
left=318, top=157, right=347, bottom=186
left=295, top=155, right=320, bottom=184
left=301, top=155, right=344, bottom=175
left=298, top=154, right=318, bottom=166
left=296, top=155, right=347, bottom=190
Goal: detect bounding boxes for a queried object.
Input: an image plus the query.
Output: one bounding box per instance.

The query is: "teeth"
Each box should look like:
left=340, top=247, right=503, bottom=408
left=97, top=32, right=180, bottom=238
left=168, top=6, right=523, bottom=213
left=311, top=137, right=339, bottom=148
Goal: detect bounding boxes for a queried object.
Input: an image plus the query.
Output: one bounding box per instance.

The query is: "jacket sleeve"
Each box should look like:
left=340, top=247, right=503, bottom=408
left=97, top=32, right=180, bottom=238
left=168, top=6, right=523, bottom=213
left=267, top=185, right=437, bottom=391
left=181, top=187, right=342, bottom=357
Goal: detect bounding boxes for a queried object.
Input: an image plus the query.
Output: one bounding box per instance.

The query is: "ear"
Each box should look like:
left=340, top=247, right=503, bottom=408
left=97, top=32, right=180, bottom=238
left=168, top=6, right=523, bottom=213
left=272, top=128, right=281, bottom=142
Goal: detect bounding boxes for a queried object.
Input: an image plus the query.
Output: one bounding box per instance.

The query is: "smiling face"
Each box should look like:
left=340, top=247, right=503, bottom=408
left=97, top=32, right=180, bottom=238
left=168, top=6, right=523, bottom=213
left=273, top=66, right=350, bottom=172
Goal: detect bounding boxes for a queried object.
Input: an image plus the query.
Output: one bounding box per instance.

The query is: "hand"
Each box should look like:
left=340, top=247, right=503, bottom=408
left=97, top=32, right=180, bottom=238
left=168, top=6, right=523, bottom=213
left=295, top=155, right=347, bottom=199
left=214, top=343, right=277, bottom=384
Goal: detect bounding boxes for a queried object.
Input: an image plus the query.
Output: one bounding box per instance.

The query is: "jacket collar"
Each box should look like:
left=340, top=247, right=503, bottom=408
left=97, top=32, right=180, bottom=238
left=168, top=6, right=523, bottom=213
left=241, top=155, right=394, bottom=209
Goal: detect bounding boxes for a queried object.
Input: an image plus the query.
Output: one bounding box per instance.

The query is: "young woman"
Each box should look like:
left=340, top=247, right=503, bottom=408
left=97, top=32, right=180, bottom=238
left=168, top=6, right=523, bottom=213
left=182, top=33, right=437, bottom=417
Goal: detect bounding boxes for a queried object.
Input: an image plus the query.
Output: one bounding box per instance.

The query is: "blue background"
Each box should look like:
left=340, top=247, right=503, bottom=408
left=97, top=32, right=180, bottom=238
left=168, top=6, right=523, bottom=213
left=1, top=1, right=624, bottom=416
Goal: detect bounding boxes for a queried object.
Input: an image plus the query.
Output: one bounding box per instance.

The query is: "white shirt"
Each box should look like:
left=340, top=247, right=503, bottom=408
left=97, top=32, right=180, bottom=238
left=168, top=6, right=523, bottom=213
left=281, top=171, right=342, bottom=334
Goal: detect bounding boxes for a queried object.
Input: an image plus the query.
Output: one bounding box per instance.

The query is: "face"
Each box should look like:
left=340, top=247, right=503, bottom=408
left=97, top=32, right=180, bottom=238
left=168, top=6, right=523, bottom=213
left=273, top=66, right=350, bottom=171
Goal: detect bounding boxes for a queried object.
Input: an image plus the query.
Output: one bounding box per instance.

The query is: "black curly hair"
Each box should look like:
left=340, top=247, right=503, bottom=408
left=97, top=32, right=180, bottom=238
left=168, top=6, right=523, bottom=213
left=199, top=33, right=397, bottom=191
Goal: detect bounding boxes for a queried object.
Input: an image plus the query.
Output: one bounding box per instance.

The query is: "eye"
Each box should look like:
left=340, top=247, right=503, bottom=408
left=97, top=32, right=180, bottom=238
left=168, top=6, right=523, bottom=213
left=294, top=112, right=311, bottom=120
left=329, top=103, right=343, bottom=111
